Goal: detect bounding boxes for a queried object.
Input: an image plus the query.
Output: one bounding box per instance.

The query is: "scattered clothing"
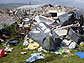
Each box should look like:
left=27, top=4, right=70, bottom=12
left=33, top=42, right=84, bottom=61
left=26, top=53, right=45, bottom=62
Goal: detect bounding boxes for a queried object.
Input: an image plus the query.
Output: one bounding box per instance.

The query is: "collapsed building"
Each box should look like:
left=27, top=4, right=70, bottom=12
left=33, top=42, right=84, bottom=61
left=1, top=4, right=84, bottom=51
left=15, top=4, right=84, bottom=51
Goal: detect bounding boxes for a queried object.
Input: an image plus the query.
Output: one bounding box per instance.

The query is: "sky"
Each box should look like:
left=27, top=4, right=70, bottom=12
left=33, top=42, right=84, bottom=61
left=0, top=0, right=83, bottom=3
left=0, top=0, right=84, bottom=4
left=0, top=0, right=43, bottom=3
left=0, top=0, right=84, bottom=8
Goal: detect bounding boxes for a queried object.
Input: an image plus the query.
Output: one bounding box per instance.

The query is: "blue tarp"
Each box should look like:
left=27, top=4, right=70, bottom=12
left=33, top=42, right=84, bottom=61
left=75, top=52, right=84, bottom=58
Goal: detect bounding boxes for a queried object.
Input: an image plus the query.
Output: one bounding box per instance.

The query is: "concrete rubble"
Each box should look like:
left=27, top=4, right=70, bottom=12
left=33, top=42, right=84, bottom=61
left=1, top=4, right=84, bottom=61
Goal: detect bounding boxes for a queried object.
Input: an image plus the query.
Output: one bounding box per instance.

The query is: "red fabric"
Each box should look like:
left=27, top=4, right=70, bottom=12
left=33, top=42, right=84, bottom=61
left=0, top=49, right=4, bottom=57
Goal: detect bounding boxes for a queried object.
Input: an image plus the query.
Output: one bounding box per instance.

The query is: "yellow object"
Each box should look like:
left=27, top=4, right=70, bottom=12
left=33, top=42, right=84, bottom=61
left=28, top=39, right=33, bottom=43
left=38, top=46, right=43, bottom=52
left=38, top=46, right=43, bottom=50
left=80, top=43, right=84, bottom=46
left=23, top=39, right=40, bottom=50
left=28, top=42, right=39, bottom=50
left=38, top=46, right=43, bottom=49
left=23, top=41, right=39, bottom=50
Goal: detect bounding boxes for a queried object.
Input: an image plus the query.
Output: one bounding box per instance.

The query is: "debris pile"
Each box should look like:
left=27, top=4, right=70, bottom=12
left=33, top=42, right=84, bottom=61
left=1, top=4, right=84, bottom=62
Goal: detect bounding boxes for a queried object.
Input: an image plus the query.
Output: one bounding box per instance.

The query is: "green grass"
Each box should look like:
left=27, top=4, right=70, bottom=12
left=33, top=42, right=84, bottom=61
left=0, top=43, right=84, bottom=63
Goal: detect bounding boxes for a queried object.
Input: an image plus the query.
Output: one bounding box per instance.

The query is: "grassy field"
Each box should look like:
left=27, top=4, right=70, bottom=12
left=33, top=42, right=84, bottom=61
left=0, top=43, right=84, bottom=63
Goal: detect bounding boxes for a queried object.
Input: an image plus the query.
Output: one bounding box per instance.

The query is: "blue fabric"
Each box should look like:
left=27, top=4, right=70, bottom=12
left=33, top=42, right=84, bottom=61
left=75, top=52, right=84, bottom=58
left=26, top=53, right=44, bottom=62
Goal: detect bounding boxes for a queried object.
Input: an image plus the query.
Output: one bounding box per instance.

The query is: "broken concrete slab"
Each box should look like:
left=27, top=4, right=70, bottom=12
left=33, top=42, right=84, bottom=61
left=54, top=29, right=67, bottom=36
left=34, top=15, right=55, bottom=25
